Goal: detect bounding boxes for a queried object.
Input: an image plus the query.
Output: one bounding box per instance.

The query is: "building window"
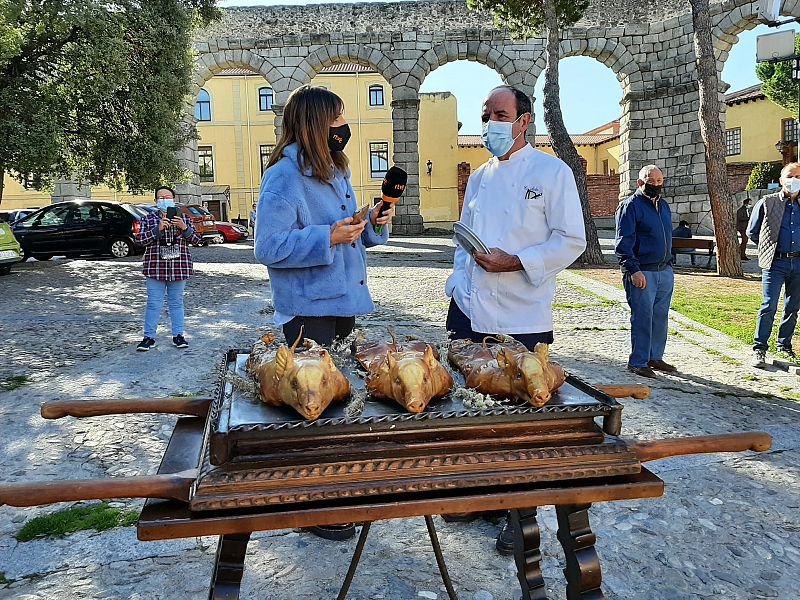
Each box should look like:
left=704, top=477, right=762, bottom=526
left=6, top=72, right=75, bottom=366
left=260, top=144, right=275, bottom=174
left=198, top=146, right=214, bottom=182
left=368, top=85, right=384, bottom=107
left=725, top=128, right=741, bottom=156
left=258, top=87, right=273, bottom=111
left=602, top=159, right=609, bottom=175
left=782, top=118, right=798, bottom=143
left=195, top=89, right=211, bottom=122
left=369, top=142, right=389, bottom=178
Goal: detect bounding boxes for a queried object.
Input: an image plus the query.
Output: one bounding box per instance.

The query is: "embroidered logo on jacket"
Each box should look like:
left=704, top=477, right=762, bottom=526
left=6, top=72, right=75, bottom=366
left=525, top=186, right=543, bottom=200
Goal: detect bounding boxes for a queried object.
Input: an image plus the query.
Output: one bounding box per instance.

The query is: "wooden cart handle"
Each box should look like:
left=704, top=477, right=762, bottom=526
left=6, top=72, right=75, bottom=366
left=41, top=397, right=213, bottom=420
left=595, top=385, right=650, bottom=400
left=0, top=469, right=197, bottom=507
left=630, top=432, right=772, bottom=463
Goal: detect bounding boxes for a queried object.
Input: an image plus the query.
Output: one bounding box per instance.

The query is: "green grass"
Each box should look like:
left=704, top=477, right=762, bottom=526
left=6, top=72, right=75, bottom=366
left=15, top=502, right=139, bottom=542
left=0, top=572, right=10, bottom=585
left=704, top=347, right=741, bottom=366
left=565, top=282, right=620, bottom=307
left=670, top=289, right=777, bottom=351
left=171, top=391, right=197, bottom=398
left=742, top=374, right=759, bottom=382
left=553, top=302, right=593, bottom=309
left=0, top=375, right=31, bottom=391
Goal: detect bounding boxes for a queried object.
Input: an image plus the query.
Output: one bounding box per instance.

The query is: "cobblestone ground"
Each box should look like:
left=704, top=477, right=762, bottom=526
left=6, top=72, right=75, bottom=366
left=0, top=238, right=798, bottom=600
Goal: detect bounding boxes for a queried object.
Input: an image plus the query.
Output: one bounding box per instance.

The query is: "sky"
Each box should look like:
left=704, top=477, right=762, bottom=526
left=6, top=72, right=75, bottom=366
left=215, top=0, right=797, bottom=135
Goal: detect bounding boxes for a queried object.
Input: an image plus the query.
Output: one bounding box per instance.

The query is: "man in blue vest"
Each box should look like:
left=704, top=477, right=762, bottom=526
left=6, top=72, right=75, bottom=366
left=615, top=165, right=676, bottom=378
left=748, top=162, right=800, bottom=368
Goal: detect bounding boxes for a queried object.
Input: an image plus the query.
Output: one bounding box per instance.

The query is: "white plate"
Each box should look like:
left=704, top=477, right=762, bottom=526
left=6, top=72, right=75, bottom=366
left=453, top=222, right=490, bottom=255
left=0, top=250, right=18, bottom=260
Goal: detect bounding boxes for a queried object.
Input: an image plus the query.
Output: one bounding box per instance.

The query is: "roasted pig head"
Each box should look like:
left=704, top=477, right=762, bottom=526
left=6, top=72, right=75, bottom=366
left=448, top=337, right=565, bottom=408
left=247, top=331, right=351, bottom=420
left=355, top=332, right=453, bottom=413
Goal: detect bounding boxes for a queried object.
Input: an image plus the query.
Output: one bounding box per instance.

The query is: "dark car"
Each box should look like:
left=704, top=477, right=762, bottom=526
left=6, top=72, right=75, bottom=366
left=12, top=200, right=142, bottom=260
left=0, top=208, right=39, bottom=224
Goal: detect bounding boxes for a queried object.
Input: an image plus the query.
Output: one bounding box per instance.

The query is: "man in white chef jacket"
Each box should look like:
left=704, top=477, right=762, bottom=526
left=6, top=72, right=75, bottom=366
left=445, top=85, right=586, bottom=351
left=443, top=85, right=586, bottom=555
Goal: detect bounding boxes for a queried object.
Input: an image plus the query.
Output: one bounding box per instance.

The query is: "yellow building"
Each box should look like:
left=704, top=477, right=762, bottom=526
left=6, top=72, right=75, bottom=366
left=723, top=83, right=793, bottom=164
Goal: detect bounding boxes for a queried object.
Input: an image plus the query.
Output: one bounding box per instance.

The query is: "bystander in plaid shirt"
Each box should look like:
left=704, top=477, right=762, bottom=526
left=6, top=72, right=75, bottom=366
left=135, top=212, right=202, bottom=281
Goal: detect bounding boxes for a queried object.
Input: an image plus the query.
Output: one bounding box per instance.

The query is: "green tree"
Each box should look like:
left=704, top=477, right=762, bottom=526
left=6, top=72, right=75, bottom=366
left=756, top=34, right=800, bottom=118
left=467, top=0, right=604, bottom=265
left=0, top=0, right=219, bottom=206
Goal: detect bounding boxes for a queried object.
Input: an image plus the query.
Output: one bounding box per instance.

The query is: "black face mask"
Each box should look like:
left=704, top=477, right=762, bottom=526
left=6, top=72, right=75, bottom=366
left=328, top=123, right=351, bottom=152
left=644, top=183, right=663, bottom=198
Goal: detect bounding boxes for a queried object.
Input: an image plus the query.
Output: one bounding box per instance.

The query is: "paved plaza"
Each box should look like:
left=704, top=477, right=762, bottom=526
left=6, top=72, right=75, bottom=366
left=0, top=237, right=798, bottom=599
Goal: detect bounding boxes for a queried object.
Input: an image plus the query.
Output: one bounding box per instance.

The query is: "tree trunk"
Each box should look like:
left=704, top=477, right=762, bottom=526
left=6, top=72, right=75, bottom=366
left=0, top=169, right=4, bottom=208
left=689, top=0, right=743, bottom=277
left=542, top=0, right=604, bottom=265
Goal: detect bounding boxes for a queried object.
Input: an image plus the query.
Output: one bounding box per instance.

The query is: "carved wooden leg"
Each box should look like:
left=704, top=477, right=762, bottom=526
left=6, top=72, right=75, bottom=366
left=510, top=507, right=548, bottom=600
left=209, top=533, right=251, bottom=600
left=555, top=504, right=604, bottom=600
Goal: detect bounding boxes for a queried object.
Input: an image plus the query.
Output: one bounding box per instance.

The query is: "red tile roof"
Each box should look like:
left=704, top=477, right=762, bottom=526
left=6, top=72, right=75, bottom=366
left=457, top=132, right=619, bottom=147
left=724, top=84, right=765, bottom=105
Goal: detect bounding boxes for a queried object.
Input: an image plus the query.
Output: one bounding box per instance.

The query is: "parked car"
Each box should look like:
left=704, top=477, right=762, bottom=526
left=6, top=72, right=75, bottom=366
left=214, top=221, right=249, bottom=243
left=12, top=200, right=143, bottom=260
left=0, top=222, right=22, bottom=275
left=0, top=208, right=39, bottom=224
left=179, top=204, right=219, bottom=245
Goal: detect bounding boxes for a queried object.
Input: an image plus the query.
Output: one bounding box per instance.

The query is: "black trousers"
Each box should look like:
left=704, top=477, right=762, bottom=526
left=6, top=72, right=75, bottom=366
left=445, top=299, right=553, bottom=351
left=282, top=315, right=356, bottom=347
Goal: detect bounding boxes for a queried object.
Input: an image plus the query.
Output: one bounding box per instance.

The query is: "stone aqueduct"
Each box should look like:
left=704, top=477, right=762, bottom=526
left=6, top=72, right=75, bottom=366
left=175, top=0, right=800, bottom=234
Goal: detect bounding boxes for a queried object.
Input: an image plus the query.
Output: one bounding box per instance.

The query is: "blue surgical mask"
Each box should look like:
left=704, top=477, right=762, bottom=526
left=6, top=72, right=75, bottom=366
left=785, top=178, right=800, bottom=194
left=156, top=198, right=175, bottom=211
left=482, top=115, right=524, bottom=157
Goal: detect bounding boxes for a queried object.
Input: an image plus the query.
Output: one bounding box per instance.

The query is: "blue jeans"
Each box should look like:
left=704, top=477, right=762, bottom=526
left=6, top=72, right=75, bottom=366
left=623, top=268, right=674, bottom=368
left=753, top=258, right=800, bottom=351
left=144, top=278, right=187, bottom=338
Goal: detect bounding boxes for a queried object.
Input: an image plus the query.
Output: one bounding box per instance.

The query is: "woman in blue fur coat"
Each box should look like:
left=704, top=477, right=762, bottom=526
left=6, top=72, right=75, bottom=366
left=255, top=85, right=393, bottom=347
left=254, top=85, right=394, bottom=542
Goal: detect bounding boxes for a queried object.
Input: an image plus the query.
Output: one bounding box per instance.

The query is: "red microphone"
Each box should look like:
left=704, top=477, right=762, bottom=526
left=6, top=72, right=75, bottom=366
left=375, top=166, right=407, bottom=233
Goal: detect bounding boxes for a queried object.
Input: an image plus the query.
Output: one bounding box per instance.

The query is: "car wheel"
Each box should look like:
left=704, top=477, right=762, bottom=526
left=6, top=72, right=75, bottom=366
left=110, top=238, right=134, bottom=258
left=34, top=254, right=53, bottom=261
left=212, top=234, right=225, bottom=244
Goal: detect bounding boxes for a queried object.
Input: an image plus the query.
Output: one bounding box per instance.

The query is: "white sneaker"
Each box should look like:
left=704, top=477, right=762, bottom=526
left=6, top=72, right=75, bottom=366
left=751, top=350, right=767, bottom=369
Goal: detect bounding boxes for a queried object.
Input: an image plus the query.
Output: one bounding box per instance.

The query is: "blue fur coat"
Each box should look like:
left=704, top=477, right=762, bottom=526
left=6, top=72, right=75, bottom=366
left=254, top=142, right=389, bottom=317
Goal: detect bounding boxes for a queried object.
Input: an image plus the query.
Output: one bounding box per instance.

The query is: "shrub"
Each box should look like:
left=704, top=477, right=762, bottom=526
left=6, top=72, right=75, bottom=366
left=746, top=162, right=782, bottom=190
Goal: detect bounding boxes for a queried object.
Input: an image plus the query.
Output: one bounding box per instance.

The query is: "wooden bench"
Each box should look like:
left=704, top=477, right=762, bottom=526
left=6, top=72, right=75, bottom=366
left=671, top=237, right=715, bottom=268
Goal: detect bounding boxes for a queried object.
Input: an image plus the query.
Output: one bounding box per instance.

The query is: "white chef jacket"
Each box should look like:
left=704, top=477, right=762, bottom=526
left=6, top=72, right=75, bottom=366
left=445, top=144, right=586, bottom=334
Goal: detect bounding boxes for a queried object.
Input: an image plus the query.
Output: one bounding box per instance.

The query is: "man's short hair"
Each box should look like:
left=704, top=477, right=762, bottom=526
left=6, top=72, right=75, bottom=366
left=491, top=85, right=532, bottom=118
left=780, top=162, right=800, bottom=180
left=155, top=185, right=176, bottom=199
left=638, top=165, right=661, bottom=181
left=679, top=220, right=689, bottom=227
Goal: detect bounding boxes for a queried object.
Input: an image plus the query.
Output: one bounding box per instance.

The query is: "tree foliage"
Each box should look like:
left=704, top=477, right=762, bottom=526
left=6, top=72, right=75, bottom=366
left=756, top=34, right=800, bottom=118
left=0, top=0, right=219, bottom=202
left=467, top=0, right=589, bottom=37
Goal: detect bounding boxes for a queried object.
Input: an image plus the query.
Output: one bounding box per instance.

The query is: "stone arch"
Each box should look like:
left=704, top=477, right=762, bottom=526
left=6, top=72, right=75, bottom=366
left=298, top=45, right=397, bottom=91
left=414, top=42, right=530, bottom=93
left=193, top=50, right=280, bottom=96
left=529, top=38, right=643, bottom=96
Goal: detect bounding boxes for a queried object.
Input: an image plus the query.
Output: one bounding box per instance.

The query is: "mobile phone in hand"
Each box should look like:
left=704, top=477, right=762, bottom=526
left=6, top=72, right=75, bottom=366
left=166, top=206, right=178, bottom=220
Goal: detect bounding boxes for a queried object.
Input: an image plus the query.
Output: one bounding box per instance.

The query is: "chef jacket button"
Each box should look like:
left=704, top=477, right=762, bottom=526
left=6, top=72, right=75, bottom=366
left=360, top=279, right=364, bottom=285
left=505, top=209, right=510, bottom=214
left=341, top=204, right=346, bottom=210
left=351, top=242, right=356, bottom=248
left=491, top=292, right=496, bottom=297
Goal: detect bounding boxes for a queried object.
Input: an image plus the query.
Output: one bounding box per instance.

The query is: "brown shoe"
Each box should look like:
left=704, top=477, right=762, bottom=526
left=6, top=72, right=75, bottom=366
left=628, top=366, right=657, bottom=378
left=648, top=359, right=677, bottom=372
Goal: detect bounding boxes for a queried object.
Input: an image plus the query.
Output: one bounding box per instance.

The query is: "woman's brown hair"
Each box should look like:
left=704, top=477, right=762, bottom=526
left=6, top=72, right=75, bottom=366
left=267, top=85, right=348, bottom=181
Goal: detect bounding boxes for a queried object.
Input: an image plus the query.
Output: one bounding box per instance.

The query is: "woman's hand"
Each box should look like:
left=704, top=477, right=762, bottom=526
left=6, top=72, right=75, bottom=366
left=330, top=217, right=367, bottom=246
left=171, top=217, right=188, bottom=231
left=371, top=203, right=395, bottom=227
